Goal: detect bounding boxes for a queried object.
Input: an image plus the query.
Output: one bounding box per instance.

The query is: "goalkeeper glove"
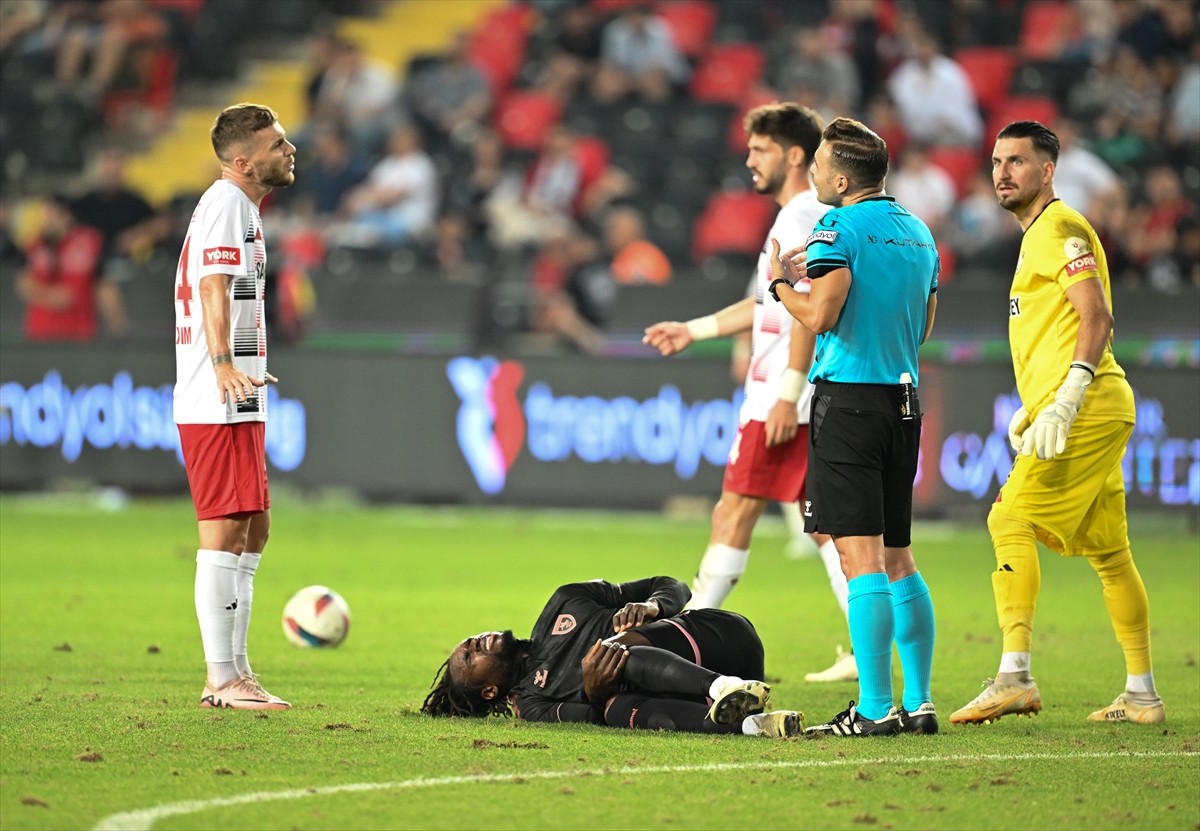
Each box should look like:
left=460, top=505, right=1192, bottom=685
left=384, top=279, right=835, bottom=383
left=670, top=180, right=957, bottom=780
left=1007, top=405, right=1030, bottom=453
left=1021, top=363, right=1095, bottom=460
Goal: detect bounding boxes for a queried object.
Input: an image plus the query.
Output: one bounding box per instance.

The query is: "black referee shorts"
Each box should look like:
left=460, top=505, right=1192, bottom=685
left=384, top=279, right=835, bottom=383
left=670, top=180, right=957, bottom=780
left=802, top=381, right=922, bottom=547
left=634, top=609, right=765, bottom=680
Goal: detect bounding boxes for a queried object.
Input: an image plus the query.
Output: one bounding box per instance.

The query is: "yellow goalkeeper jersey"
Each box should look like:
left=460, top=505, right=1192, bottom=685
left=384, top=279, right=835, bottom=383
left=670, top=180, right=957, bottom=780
left=1008, top=199, right=1134, bottom=424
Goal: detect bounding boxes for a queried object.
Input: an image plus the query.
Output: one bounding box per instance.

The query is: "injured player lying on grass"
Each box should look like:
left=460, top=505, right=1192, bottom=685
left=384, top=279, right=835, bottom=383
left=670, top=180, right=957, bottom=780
left=421, top=575, right=802, bottom=737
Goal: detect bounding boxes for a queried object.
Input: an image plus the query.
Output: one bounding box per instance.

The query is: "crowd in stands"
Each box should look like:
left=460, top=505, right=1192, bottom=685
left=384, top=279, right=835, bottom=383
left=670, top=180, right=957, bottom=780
left=1, top=0, right=1197, bottom=351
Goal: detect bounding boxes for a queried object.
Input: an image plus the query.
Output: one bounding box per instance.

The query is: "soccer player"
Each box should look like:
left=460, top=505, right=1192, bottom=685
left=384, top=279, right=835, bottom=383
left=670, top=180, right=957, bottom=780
left=950, top=121, right=1165, bottom=725
left=642, top=103, right=856, bottom=685
left=421, top=575, right=803, bottom=738
left=772, top=117, right=939, bottom=737
left=174, top=103, right=296, bottom=710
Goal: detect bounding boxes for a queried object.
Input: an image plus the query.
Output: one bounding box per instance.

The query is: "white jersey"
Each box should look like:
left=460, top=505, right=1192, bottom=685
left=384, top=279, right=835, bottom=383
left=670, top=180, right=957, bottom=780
left=173, top=180, right=268, bottom=425
left=741, top=189, right=829, bottom=425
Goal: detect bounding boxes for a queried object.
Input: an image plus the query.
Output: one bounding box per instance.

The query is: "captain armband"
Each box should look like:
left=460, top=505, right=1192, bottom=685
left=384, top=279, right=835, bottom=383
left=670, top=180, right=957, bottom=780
left=685, top=315, right=720, bottom=341
left=778, top=368, right=805, bottom=404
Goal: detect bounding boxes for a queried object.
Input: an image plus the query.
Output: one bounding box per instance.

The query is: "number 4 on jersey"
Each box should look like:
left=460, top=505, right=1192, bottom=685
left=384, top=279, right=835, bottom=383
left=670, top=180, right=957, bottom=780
left=176, top=235, right=193, bottom=317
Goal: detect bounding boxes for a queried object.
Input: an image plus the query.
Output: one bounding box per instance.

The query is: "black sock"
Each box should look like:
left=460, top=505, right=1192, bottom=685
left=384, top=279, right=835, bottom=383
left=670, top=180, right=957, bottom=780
left=623, top=645, right=719, bottom=697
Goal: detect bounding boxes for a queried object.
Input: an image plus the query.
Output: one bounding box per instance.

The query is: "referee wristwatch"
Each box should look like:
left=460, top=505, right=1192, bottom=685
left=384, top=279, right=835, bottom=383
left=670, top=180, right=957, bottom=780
left=768, top=277, right=792, bottom=302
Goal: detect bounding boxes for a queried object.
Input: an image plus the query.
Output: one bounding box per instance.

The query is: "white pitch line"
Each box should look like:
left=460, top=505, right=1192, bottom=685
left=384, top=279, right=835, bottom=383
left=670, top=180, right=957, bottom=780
left=94, top=750, right=1196, bottom=831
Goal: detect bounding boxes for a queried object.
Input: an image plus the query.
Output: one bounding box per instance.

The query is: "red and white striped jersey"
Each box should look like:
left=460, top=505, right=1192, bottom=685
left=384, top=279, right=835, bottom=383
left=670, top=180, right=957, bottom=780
left=173, top=180, right=268, bottom=424
left=742, top=189, right=828, bottom=425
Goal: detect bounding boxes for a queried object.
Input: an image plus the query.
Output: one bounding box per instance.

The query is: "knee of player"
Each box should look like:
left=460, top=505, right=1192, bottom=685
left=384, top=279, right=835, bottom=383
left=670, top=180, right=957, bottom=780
left=1088, top=547, right=1133, bottom=576
left=986, top=506, right=1036, bottom=547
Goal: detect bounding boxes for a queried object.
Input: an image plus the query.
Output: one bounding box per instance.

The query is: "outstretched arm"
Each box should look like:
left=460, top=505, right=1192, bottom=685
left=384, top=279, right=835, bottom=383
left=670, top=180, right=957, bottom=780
left=643, top=296, right=755, bottom=356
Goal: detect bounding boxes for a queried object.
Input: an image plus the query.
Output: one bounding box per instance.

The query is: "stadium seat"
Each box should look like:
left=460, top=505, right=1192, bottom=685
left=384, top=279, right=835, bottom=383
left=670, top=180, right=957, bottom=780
left=573, top=135, right=611, bottom=191
left=1018, top=1, right=1081, bottom=61
left=689, top=43, right=765, bottom=104
left=986, top=96, right=1060, bottom=150
left=657, top=0, right=718, bottom=59
left=468, top=5, right=533, bottom=93
left=493, top=90, right=563, bottom=152
left=928, top=146, right=982, bottom=198
left=691, top=190, right=775, bottom=262
left=953, top=47, right=1017, bottom=115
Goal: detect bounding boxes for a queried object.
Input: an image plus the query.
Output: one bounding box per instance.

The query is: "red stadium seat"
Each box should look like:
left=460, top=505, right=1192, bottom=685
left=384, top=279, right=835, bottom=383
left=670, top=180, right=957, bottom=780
left=493, top=90, right=563, bottom=151
left=469, top=6, right=533, bottom=93
left=573, top=135, right=611, bottom=191
left=928, top=146, right=982, bottom=198
left=986, top=96, right=1060, bottom=150
left=657, top=0, right=718, bottom=59
left=691, top=190, right=776, bottom=261
left=690, top=43, right=766, bottom=104
left=1019, top=1, right=1081, bottom=61
left=953, top=46, right=1017, bottom=115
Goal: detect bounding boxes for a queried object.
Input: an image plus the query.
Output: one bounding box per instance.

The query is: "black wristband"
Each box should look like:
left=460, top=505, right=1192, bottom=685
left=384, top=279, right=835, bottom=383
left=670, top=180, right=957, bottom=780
left=768, top=277, right=791, bottom=302
left=1069, top=362, right=1096, bottom=378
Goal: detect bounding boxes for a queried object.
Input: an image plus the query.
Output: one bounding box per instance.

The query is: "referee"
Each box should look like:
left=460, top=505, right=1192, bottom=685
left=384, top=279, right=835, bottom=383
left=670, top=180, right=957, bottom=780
left=772, top=117, right=939, bottom=737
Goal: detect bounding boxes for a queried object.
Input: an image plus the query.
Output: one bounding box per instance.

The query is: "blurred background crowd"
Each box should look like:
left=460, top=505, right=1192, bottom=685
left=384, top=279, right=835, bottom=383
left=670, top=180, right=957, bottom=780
left=1, top=0, right=1197, bottom=353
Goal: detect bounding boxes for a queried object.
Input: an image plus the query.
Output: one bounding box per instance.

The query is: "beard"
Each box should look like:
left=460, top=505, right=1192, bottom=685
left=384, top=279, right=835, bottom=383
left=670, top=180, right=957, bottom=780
left=258, top=161, right=294, bottom=189
left=753, top=165, right=786, bottom=196
left=494, top=629, right=531, bottom=663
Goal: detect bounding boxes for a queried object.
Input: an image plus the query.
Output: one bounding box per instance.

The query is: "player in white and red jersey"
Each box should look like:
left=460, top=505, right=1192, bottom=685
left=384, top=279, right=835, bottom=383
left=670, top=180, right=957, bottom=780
left=644, top=103, right=855, bottom=683
left=174, top=103, right=295, bottom=711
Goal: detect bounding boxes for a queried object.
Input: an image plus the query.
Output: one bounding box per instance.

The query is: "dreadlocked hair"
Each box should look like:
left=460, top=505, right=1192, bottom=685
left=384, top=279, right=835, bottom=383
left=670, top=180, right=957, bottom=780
left=420, top=658, right=513, bottom=718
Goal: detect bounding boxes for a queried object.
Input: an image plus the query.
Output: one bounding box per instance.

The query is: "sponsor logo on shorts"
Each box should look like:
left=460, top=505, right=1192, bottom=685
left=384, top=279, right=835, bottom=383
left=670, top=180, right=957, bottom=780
left=1065, top=253, right=1097, bottom=276
left=806, top=230, right=838, bottom=246
left=203, top=246, right=242, bottom=266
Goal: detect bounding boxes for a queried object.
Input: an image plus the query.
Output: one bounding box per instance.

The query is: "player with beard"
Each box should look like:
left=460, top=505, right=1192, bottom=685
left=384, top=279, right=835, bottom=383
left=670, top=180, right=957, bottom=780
left=175, top=103, right=296, bottom=710
left=421, top=576, right=803, bottom=737
left=643, top=103, right=856, bottom=685
left=950, top=121, right=1165, bottom=725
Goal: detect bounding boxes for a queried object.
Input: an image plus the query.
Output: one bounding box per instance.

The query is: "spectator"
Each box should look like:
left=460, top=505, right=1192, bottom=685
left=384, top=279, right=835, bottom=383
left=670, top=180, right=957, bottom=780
left=1166, top=40, right=1200, bottom=152
left=16, top=193, right=122, bottom=341
left=291, top=124, right=368, bottom=220
left=886, top=143, right=957, bottom=234
left=487, top=124, right=583, bottom=250
left=820, top=0, right=884, bottom=106
left=55, top=0, right=167, bottom=102
left=407, top=30, right=493, bottom=148
left=593, top=3, right=690, bottom=103
left=442, top=128, right=522, bottom=240
left=776, top=27, right=861, bottom=115
left=314, top=38, right=402, bottom=156
left=1089, top=182, right=1141, bottom=287
left=864, top=93, right=908, bottom=163
left=603, top=204, right=671, bottom=285
left=70, top=147, right=170, bottom=283
left=531, top=225, right=610, bottom=354
left=539, top=1, right=603, bottom=100
left=302, top=31, right=342, bottom=123
left=329, top=124, right=439, bottom=248
left=1050, top=118, right=1122, bottom=218
left=1128, top=165, right=1197, bottom=271
left=951, top=169, right=1018, bottom=265
left=0, top=199, right=25, bottom=275
left=887, top=26, right=982, bottom=147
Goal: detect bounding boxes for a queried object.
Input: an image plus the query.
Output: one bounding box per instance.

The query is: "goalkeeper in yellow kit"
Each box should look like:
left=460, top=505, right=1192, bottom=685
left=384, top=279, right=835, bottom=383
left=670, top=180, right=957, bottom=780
left=950, top=121, right=1165, bottom=726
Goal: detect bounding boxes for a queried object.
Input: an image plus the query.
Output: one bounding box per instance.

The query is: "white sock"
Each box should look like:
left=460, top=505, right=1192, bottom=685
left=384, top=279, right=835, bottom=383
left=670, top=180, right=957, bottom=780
left=741, top=712, right=763, bottom=736
left=686, top=544, right=749, bottom=609
left=195, top=549, right=239, bottom=687
left=998, top=652, right=1031, bottom=675
left=817, top=539, right=848, bottom=617
left=233, top=552, right=261, bottom=678
left=1126, top=673, right=1156, bottom=695
left=709, top=675, right=742, bottom=701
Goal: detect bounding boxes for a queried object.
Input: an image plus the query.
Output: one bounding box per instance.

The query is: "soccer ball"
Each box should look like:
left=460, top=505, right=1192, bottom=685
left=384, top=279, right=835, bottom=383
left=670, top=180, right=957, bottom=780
left=282, top=586, right=351, bottom=648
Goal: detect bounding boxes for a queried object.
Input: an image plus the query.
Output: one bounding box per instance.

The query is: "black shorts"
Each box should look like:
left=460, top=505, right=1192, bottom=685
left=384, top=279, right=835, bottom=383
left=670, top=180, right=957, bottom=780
left=634, top=609, right=765, bottom=680
left=803, top=381, right=921, bottom=547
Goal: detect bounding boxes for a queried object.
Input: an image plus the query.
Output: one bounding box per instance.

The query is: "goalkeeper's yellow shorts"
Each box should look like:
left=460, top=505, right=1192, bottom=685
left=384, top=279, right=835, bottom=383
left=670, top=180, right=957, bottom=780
left=991, top=419, right=1133, bottom=557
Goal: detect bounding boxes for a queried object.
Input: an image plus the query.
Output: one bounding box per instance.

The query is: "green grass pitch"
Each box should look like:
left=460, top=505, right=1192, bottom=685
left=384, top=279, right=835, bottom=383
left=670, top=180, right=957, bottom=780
left=1, top=496, right=1197, bottom=830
